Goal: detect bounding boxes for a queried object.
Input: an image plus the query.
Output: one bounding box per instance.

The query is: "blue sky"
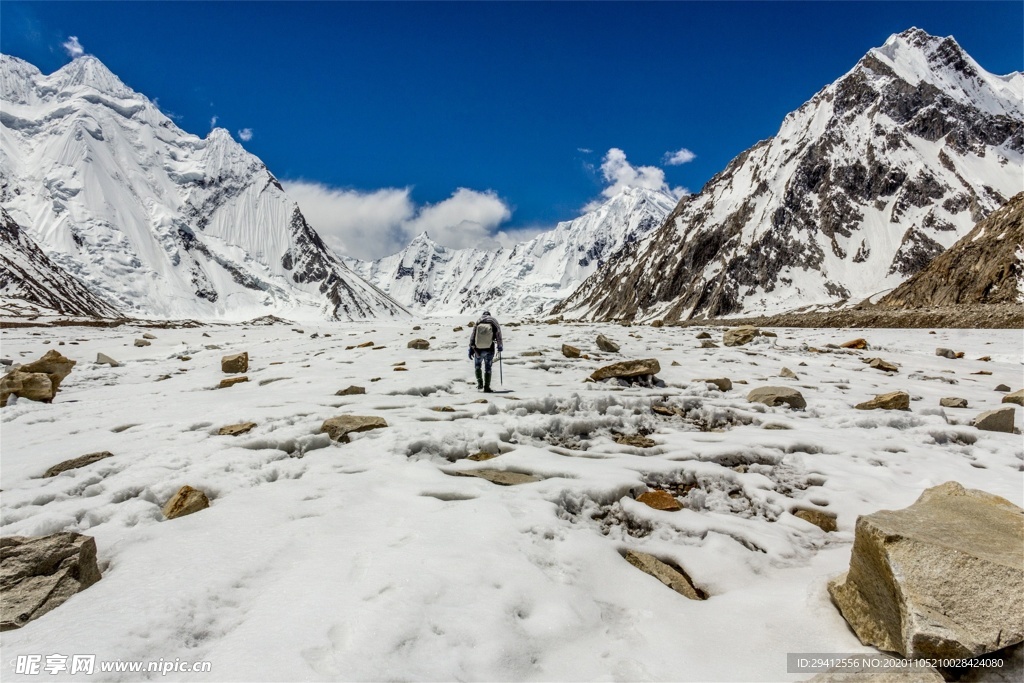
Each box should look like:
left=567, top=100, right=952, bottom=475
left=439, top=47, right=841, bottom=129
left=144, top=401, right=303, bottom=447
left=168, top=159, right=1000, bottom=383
left=2, top=1, right=1022, bottom=259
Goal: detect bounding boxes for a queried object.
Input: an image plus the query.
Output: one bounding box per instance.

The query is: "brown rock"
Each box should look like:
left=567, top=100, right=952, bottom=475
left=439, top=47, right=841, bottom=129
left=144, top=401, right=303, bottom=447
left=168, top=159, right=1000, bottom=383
left=939, top=397, right=968, bottom=408
left=996, top=383, right=1011, bottom=392
left=596, top=334, right=620, bottom=353
left=1, top=371, right=54, bottom=405
left=855, top=391, right=910, bottom=411
left=793, top=509, right=837, bottom=532
left=972, top=406, right=1017, bottom=433
left=218, top=376, right=249, bottom=389
left=453, top=326, right=463, bottom=332
left=393, top=366, right=408, bottom=372
left=217, top=422, right=257, bottom=436
left=1002, top=389, right=1024, bottom=406
left=162, top=485, right=210, bottom=519
left=747, top=386, right=806, bottom=410
left=17, top=350, right=76, bottom=392
left=694, top=377, right=732, bottom=392
left=336, top=385, right=366, bottom=396
left=637, top=490, right=682, bottom=511
left=695, top=331, right=711, bottom=340
left=866, top=357, right=899, bottom=373
left=320, top=415, right=388, bottom=442
left=651, top=319, right=664, bottom=328
left=43, top=451, right=114, bottom=478
left=977, top=355, right=991, bottom=362
left=221, top=352, right=248, bottom=374
left=840, top=338, right=868, bottom=349
left=614, top=433, right=656, bottom=448
left=0, top=532, right=102, bottom=631
left=561, top=344, right=581, bottom=358
left=590, top=358, right=660, bottom=381
left=723, top=326, right=759, bottom=347
left=407, top=339, right=430, bottom=350
left=467, top=451, right=498, bottom=461
left=624, top=550, right=705, bottom=600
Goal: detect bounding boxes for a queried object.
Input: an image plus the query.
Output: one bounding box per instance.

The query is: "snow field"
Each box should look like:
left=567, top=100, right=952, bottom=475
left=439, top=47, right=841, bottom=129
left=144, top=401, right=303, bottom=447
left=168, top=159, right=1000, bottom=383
left=1, top=320, right=1021, bottom=681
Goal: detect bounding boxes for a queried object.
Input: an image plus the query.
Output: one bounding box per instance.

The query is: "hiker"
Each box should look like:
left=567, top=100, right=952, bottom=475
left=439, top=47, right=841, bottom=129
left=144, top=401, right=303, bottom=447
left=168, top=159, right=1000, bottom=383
left=468, top=310, right=503, bottom=392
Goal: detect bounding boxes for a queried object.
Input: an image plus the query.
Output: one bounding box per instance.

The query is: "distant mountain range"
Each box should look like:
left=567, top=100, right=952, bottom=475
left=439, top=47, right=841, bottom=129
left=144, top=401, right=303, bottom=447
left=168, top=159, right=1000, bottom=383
left=2, top=28, right=1021, bottom=323
left=555, top=28, right=1023, bottom=321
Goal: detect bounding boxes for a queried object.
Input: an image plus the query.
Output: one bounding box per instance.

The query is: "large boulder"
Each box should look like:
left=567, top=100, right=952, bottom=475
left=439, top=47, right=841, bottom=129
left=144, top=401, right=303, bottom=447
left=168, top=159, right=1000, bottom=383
left=562, top=344, right=581, bottom=358
left=747, top=386, right=806, bottom=410
left=855, top=391, right=911, bottom=411
left=935, top=348, right=957, bottom=359
left=828, top=482, right=1023, bottom=659
left=590, top=359, right=661, bottom=382
left=972, top=407, right=1017, bottom=433
left=320, top=415, right=388, bottom=443
left=43, top=451, right=115, bottom=478
left=0, top=371, right=53, bottom=405
left=596, top=334, right=620, bottom=353
left=1, top=532, right=102, bottom=631
left=723, top=326, right=760, bottom=347
left=1003, top=389, right=1024, bottom=406
left=221, top=352, right=249, bottom=374
left=162, top=485, right=210, bottom=519
left=20, top=350, right=76, bottom=389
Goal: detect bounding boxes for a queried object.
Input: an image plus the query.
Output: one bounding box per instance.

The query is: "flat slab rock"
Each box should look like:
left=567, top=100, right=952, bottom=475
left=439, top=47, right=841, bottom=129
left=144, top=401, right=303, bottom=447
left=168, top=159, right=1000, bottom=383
left=590, top=358, right=660, bottom=381
left=320, top=415, right=388, bottom=442
left=855, top=391, right=910, bottom=411
left=43, top=451, right=114, bottom=478
left=450, top=469, right=540, bottom=486
left=218, top=422, right=257, bottom=436
left=1, top=532, right=102, bottom=631
left=624, top=550, right=705, bottom=600
left=747, top=386, right=806, bottom=410
left=636, top=490, right=682, bottom=511
left=828, top=482, right=1023, bottom=659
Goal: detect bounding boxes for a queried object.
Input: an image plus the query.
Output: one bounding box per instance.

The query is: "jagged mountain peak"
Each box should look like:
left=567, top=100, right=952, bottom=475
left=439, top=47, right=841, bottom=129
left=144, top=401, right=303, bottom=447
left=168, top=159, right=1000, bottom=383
left=49, top=54, right=133, bottom=98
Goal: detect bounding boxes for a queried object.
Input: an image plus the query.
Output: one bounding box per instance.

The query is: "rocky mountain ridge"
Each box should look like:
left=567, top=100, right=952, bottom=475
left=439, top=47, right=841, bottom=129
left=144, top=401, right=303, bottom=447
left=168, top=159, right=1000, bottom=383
left=555, top=28, right=1023, bottom=322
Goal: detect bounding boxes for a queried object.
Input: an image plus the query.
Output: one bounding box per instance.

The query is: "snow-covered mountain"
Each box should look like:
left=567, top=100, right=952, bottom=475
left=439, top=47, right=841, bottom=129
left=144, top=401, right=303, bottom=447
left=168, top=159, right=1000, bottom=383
left=556, top=28, right=1024, bottom=321
left=0, top=54, right=405, bottom=321
left=350, top=186, right=676, bottom=317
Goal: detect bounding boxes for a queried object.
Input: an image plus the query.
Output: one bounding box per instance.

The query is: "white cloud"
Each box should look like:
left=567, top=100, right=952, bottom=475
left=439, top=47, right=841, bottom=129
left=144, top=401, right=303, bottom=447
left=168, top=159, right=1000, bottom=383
left=283, top=181, right=513, bottom=261
left=586, top=148, right=686, bottom=210
left=664, top=147, right=696, bottom=165
left=62, top=36, right=84, bottom=58
left=577, top=147, right=593, bottom=154
left=210, top=115, right=219, bottom=129
left=237, top=128, right=253, bottom=142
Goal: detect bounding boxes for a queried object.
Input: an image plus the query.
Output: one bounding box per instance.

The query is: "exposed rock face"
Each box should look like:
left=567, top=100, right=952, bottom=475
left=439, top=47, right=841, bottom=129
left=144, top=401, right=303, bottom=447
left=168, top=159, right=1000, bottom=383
left=1003, top=389, right=1024, bottom=406
left=590, top=358, right=661, bottom=381
left=162, top=485, right=210, bottom=519
left=624, top=550, right=705, bottom=600
left=596, top=334, right=620, bottom=353
left=561, top=344, right=581, bottom=358
left=879, top=192, right=1024, bottom=309
left=972, top=407, right=1017, bottom=433
left=407, top=339, right=430, bottom=350
left=336, top=385, right=366, bottom=396
left=747, top=386, right=807, bottom=410
left=0, top=532, right=102, bottom=631
left=320, top=415, right=388, bottom=442
left=555, top=29, right=1022, bottom=322
left=221, top=352, right=248, bottom=374
left=940, top=397, right=968, bottom=408
left=637, top=490, right=683, bottom=511
left=723, top=326, right=760, bottom=347
left=794, top=509, right=838, bottom=533
left=855, top=391, right=911, bottom=411
left=828, top=482, right=1023, bottom=659
left=43, top=451, right=114, bottom=477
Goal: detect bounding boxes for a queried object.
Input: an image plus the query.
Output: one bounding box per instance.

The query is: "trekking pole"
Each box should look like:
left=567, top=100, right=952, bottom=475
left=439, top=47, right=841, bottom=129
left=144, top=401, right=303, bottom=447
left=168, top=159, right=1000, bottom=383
left=499, top=353, right=503, bottom=386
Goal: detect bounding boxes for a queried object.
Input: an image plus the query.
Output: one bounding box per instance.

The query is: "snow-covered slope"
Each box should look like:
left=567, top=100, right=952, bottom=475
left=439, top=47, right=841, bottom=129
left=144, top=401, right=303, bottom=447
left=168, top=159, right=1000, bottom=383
left=0, top=54, right=405, bottom=321
left=557, top=28, right=1024, bottom=321
left=351, top=187, right=676, bottom=317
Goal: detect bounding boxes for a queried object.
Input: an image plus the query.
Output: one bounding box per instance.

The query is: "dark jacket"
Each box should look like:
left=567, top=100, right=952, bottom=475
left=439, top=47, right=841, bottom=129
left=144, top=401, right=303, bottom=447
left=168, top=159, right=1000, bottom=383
left=468, top=315, right=503, bottom=353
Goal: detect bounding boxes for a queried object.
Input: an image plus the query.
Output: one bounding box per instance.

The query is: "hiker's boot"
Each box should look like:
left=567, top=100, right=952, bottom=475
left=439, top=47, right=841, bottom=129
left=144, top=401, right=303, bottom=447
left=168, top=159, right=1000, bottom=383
left=475, top=369, right=483, bottom=390
left=483, top=372, right=493, bottom=393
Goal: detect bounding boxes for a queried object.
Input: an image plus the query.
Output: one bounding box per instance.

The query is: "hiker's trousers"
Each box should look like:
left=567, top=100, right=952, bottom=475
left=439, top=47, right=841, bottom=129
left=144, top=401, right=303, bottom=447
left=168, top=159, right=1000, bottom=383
left=473, top=348, right=495, bottom=374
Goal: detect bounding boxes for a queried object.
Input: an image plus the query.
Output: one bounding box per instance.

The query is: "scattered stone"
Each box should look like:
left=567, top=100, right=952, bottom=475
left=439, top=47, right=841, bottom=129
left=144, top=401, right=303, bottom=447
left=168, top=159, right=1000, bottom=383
left=407, top=339, right=430, bottom=350
left=761, top=331, right=777, bottom=338
left=561, top=344, right=581, bottom=358
left=142, top=333, right=157, bottom=340
left=202, top=332, right=210, bottom=337
left=453, top=326, right=463, bottom=332
left=0, top=359, right=12, bottom=366
left=995, top=384, right=1011, bottom=392
left=1002, top=389, right=1024, bottom=406
left=637, top=490, right=682, bottom=511
left=779, top=367, right=799, bottom=379
left=614, top=433, right=656, bottom=448
left=393, top=366, right=408, bottom=372
left=939, top=397, right=968, bottom=408
left=596, top=334, right=620, bottom=353
left=971, top=370, right=992, bottom=375
left=747, top=386, right=806, bottom=410
left=471, top=398, right=488, bottom=404
left=320, top=415, right=388, bottom=442
left=336, top=386, right=366, bottom=396
left=695, top=331, right=711, bottom=340
left=651, top=319, right=664, bottom=328
left=793, top=509, right=837, bottom=532
left=840, top=338, right=868, bottom=350
left=671, top=360, right=680, bottom=366
left=412, top=326, right=421, bottom=331
left=700, top=340, right=719, bottom=348
left=855, top=391, right=911, bottom=411
left=828, top=482, right=1023, bottom=659
left=370, top=377, right=381, bottom=382
left=467, top=451, right=498, bottom=461
left=452, top=469, right=540, bottom=486
left=218, top=376, right=249, bottom=389
left=977, top=355, right=992, bottom=362
left=1, top=372, right=53, bottom=405
left=694, top=377, right=732, bottom=392
left=162, top=485, right=210, bottom=519
left=866, top=357, right=899, bottom=373
left=221, top=352, right=249, bottom=374
left=217, top=422, right=257, bottom=436
left=96, top=353, right=121, bottom=367
left=935, top=348, right=957, bottom=359
left=972, top=407, right=1017, bottom=433
left=590, top=358, right=660, bottom=382
left=723, top=326, right=759, bottom=347
left=133, top=339, right=151, bottom=347
left=431, top=406, right=455, bottom=412
left=43, top=451, right=115, bottom=478
left=652, top=405, right=677, bottom=417
left=357, top=341, right=374, bottom=348
left=955, top=351, right=965, bottom=359
left=0, top=532, right=102, bottom=631
left=468, top=321, right=475, bottom=327
left=624, top=550, right=705, bottom=600
left=521, top=351, right=542, bottom=357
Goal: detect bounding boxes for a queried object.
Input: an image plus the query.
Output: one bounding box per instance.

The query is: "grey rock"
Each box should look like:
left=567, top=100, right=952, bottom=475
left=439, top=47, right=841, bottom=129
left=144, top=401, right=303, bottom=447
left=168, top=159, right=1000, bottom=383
left=96, top=353, right=121, bottom=367
left=320, top=415, right=388, bottom=442
left=0, top=532, right=102, bottom=631
left=747, top=386, right=806, bottom=410
left=142, top=333, right=157, bottom=340
left=43, top=451, right=114, bottom=478
left=590, top=358, right=660, bottom=381
left=335, top=385, right=366, bottom=396
left=939, top=397, right=968, bottom=408
left=828, top=482, right=1023, bottom=659
left=935, top=347, right=957, bottom=359
left=694, top=377, right=732, bottom=392
left=700, top=340, right=719, bottom=348
left=561, top=344, right=581, bottom=358
left=407, top=338, right=430, bottom=350
left=973, top=406, right=1017, bottom=433
left=596, top=334, right=620, bottom=353
left=451, top=469, right=540, bottom=486
left=218, top=376, right=248, bottom=389
left=133, top=339, right=151, bottom=347
left=867, top=357, right=899, bottom=373
left=1003, top=389, right=1024, bottom=406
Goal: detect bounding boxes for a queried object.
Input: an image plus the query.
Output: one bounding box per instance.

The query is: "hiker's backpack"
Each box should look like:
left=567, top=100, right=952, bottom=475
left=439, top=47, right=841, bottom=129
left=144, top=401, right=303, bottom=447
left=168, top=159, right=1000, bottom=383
left=474, top=321, right=495, bottom=349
